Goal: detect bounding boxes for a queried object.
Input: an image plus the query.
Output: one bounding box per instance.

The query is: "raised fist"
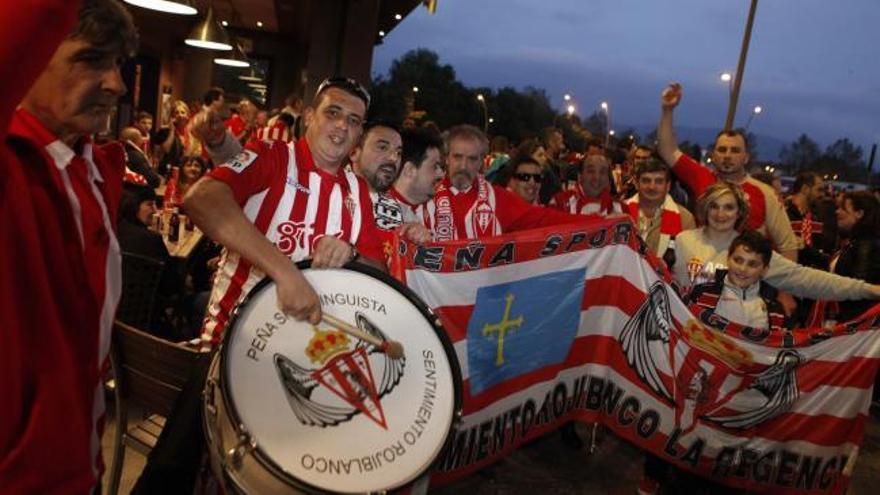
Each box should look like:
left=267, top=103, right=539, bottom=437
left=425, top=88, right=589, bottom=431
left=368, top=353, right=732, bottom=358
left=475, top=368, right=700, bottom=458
left=190, top=109, right=227, bottom=147
left=661, top=83, right=683, bottom=110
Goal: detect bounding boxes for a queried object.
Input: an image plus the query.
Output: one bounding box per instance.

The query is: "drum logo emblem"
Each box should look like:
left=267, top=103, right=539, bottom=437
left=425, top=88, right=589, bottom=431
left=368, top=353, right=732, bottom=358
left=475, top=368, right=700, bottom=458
left=274, top=312, right=405, bottom=429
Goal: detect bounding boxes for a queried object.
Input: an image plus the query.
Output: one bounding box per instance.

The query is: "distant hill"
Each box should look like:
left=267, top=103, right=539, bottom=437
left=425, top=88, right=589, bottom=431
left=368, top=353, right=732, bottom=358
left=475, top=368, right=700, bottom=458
left=627, top=124, right=788, bottom=163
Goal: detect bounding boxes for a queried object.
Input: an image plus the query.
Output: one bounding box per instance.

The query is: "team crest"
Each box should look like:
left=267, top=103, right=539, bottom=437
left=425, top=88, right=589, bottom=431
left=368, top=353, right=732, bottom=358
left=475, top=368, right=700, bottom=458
left=686, top=257, right=703, bottom=283
left=473, top=201, right=496, bottom=234
left=274, top=312, right=405, bottom=429
left=620, top=282, right=804, bottom=432
left=345, top=193, right=357, bottom=218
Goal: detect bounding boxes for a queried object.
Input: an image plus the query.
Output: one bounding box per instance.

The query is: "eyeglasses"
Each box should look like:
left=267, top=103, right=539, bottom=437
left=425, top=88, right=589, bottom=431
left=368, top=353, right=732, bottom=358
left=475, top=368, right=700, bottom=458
left=316, top=77, right=371, bottom=109
left=514, top=172, right=543, bottom=183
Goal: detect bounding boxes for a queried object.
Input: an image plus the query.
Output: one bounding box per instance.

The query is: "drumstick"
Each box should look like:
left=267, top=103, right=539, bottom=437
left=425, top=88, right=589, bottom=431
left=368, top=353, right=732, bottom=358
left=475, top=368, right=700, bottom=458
left=321, top=313, right=404, bottom=360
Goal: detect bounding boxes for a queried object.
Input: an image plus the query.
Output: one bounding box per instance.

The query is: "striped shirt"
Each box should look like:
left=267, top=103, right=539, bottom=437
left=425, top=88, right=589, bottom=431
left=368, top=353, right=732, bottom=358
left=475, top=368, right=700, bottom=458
left=200, top=138, right=384, bottom=349
left=252, top=120, right=292, bottom=144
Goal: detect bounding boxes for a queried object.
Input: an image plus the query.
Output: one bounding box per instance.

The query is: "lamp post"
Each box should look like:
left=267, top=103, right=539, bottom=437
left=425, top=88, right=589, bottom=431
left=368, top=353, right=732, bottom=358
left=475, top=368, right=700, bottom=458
left=477, top=93, right=488, bottom=133
left=744, top=105, right=762, bottom=131
left=600, top=101, right=611, bottom=148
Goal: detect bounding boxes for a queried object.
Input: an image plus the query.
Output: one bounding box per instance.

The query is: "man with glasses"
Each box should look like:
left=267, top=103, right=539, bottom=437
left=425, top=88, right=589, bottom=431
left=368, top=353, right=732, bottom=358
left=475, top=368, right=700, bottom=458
left=657, top=83, right=798, bottom=260
left=623, top=159, right=695, bottom=256
left=185, top=77, right=385, bottom=350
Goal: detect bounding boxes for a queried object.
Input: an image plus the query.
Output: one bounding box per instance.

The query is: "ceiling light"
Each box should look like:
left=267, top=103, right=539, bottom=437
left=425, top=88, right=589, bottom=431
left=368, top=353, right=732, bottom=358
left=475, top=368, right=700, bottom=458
left=221, top=20, right=228, bottom=26
left=394, top=14, right=402, bottom=20
left=256, top=21, right=263, bottom=27
left=185, top=8, right=232, bottom=51
left=214, top=43, right=250, bottom=68
left=239, top=72, right=263, bottom=82
left=123, top=0, right=197, bottom=15
left=379, top=30, right=385, bottom=37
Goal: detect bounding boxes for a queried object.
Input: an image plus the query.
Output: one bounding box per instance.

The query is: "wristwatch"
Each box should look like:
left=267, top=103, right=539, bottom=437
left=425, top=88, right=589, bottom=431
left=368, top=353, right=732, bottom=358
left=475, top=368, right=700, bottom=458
left=349, top=243, right=360, bottom=263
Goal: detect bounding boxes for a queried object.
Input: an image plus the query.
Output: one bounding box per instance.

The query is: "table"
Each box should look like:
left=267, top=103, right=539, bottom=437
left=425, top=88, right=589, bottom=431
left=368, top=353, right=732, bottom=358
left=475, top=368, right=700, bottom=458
left=164, top=227, right=203, bottom=259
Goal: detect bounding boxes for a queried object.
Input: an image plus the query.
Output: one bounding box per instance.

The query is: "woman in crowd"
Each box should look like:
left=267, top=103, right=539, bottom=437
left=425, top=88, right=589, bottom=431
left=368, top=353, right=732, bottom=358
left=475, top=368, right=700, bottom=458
left=829, top=191, right=880, bottom=321
left=672, top=182, right=880, bottom=304
left=118, top=184, right=169, bottom=261
left=163, top=155, right=207, bottom=209
left=157, top=100, right=201, bottom=176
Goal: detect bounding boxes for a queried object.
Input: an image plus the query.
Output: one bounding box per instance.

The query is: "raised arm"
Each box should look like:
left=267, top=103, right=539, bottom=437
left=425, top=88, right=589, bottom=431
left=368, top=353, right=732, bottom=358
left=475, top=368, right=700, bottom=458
left=657, top=83, right=684, bottom=166
left=184, top=177, right=322, bottom=323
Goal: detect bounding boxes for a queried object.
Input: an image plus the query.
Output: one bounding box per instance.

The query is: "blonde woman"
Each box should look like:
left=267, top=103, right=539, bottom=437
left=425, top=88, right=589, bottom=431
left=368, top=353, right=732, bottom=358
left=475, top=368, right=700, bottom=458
left=673, top=181, right=880, bottom=301
left=158, top=100, right=202, bottom=175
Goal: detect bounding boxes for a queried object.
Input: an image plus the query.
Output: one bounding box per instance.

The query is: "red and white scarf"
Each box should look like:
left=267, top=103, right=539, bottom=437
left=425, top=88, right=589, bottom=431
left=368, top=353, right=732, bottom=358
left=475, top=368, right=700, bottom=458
left=624, top=194, right=683, bottom=254
left=427, top=176, right=500, bottom=241
left=563, top=184, right=620, bottom=215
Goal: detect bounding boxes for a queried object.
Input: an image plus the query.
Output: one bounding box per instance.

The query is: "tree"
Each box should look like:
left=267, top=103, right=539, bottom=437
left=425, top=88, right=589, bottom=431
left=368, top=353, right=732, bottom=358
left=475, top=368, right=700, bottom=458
left=487, top=86, right=556, bottom=143
left=824, top=138, right=863, bottom=169
left=369, top=49, right=480, bottom=129
left=369, top=49, right=558, bottom=140
left=581, top=111, right=608, bottom=138
left=778, top=134, right=821, bottom=172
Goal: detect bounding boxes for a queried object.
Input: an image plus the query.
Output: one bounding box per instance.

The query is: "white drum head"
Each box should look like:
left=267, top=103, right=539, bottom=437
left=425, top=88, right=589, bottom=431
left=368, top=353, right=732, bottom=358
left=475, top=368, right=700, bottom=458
left=222, top=266, right=460, bottom=493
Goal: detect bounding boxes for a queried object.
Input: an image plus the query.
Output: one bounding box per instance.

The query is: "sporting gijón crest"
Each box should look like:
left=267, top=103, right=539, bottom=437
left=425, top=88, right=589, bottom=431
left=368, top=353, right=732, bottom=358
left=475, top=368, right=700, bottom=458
left=619, top=282, right=804, bottom=432
left=274, top=312, right=405, bottom=429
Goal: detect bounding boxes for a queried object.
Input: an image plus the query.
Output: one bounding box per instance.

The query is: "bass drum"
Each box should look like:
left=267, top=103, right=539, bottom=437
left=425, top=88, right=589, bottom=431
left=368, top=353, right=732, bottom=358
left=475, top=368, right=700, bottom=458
left=204, top=262, right=462, bottom=494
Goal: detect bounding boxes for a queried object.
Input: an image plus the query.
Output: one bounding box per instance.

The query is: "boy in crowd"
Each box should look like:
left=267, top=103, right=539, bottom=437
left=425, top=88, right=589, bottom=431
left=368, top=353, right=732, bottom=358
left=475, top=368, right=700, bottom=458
left=688, top=230, right=786, bottom=335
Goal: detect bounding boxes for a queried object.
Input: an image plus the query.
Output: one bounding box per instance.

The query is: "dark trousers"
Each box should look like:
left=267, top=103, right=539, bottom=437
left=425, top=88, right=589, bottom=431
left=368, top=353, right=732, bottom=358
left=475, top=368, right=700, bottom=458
left=132, top=354, right=212, bottom=495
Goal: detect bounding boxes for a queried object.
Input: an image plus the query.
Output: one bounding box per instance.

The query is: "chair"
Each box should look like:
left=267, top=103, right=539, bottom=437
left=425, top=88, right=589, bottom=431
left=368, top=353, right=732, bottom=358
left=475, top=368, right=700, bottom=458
left=117, top=251, right=166, bottom=331
left=106, top=320, right=203, bottom=495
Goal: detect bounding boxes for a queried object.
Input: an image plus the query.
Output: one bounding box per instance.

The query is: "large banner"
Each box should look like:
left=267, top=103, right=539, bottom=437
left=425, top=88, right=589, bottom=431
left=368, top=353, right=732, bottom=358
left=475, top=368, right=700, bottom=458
left=389, top=218, right=880, bottom=494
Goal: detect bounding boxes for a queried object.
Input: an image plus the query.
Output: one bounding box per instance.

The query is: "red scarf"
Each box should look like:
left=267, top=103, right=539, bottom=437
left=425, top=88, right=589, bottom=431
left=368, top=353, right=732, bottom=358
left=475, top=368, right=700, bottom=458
left=624, top=194, right=683, bottom=254
left=429, top=176, right=499, bottom=241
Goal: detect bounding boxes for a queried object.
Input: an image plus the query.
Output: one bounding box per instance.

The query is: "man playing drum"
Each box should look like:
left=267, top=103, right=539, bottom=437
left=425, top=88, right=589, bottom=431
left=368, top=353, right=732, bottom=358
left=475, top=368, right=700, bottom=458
left=186, top=78, right=388, bottom=350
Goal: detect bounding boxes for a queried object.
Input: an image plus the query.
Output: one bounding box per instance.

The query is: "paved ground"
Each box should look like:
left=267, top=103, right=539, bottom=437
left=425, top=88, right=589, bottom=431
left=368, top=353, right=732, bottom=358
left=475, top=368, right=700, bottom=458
left=104, top=409, right=880, bottom=494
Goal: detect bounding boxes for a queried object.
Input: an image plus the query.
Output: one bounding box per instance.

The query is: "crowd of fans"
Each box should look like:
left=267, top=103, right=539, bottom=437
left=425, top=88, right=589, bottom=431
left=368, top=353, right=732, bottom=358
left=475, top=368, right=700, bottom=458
left=6, top=1, right=880, bottom=493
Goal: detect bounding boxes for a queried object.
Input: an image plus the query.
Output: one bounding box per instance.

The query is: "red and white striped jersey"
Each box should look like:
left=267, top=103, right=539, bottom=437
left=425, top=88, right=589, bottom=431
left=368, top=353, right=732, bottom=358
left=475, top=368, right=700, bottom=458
left=200, top=138, right=384, bottom=349
left=252, top=120, right=292, bottom=144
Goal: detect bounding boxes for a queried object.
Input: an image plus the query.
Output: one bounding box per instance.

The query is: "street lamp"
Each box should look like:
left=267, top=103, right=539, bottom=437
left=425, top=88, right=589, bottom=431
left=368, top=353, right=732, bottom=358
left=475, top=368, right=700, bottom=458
left=744, top=104, right=762, bottom=131
left=564, top=93, right=572, bottom=102
left=600, top=101, right=611, bottom=148
left=566, top=104, right=576, bottom=116
left=412, top=86, right=419, bottom=93
left=476, top=93, right=488, bottom=132
left=719, top=71, right=733, bottom=96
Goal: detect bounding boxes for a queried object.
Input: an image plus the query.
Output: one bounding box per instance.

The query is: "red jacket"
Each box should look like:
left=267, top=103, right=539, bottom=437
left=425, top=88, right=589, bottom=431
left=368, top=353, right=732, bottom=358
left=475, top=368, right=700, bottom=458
left=1, top=2, right=125, bottom=492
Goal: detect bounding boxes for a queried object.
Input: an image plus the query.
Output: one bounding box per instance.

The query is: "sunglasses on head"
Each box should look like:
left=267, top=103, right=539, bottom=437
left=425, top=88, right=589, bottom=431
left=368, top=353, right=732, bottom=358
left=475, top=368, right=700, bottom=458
left=316, top=77, right=371, bottom=109
left=514, top=172, right=543, bottom=183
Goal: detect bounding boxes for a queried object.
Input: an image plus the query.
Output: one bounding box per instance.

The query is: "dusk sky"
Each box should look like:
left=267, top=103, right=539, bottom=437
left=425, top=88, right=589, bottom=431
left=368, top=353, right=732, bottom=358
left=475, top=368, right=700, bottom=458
left=373, top=0, right=879, bottom=151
